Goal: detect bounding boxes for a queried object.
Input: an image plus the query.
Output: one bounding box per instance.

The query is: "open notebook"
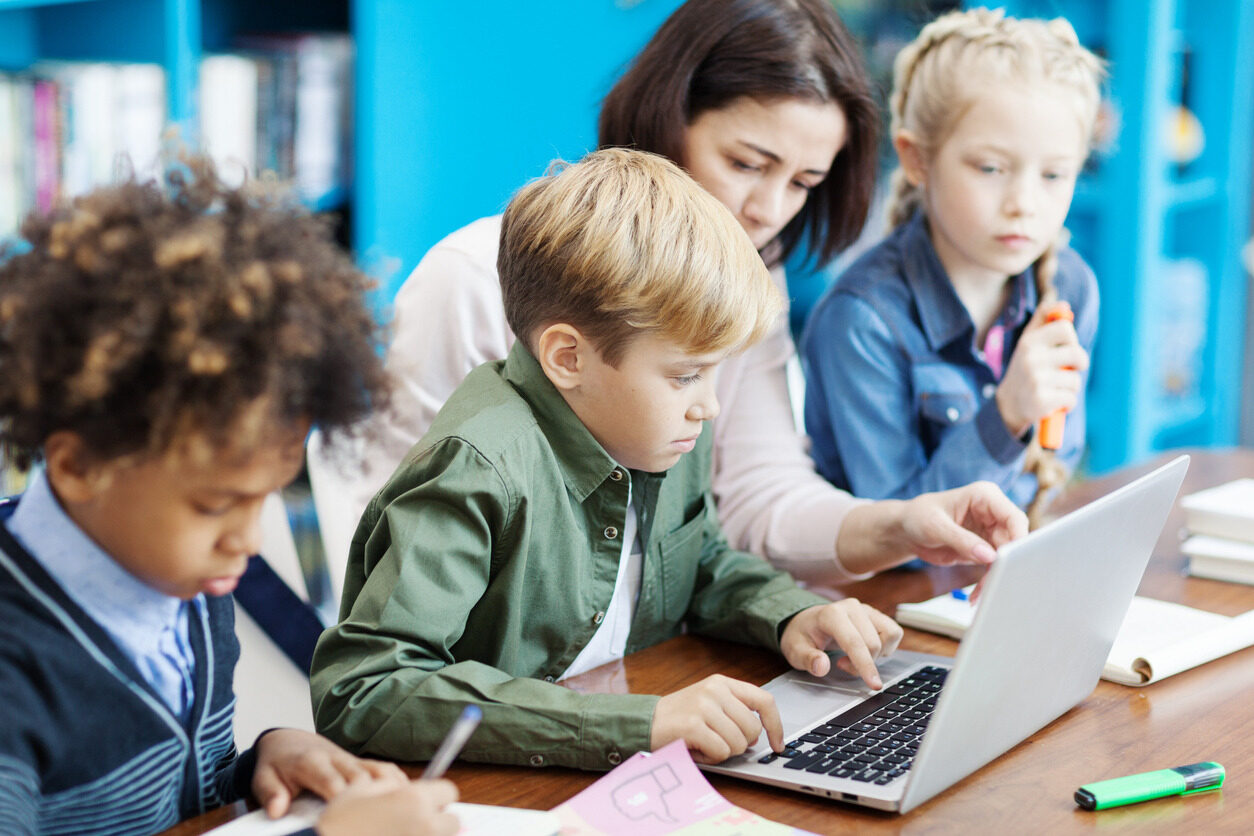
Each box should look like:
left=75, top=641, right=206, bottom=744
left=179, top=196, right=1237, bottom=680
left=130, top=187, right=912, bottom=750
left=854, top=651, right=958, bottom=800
left=898, top=589, right=1254, bottom=686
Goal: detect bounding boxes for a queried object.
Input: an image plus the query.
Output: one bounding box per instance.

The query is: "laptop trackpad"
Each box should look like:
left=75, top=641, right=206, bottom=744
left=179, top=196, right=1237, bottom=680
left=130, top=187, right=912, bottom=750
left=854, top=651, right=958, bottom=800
left=763, top=655, right=927, bottom=737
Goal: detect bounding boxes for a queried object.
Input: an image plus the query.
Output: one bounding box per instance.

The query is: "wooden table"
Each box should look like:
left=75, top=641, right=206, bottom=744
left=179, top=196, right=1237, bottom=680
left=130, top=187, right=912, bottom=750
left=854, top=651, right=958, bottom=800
left=167, top=449, right=1254, bottom=835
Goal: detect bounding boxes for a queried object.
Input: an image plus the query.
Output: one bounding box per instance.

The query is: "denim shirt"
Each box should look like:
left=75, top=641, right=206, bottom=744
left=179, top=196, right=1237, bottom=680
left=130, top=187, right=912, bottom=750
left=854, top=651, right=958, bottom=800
left=800, top=211, right=1098, bottom=508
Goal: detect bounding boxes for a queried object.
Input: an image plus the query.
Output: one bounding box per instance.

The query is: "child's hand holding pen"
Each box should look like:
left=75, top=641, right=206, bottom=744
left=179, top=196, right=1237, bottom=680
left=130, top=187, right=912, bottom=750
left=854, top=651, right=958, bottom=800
left=995, top=301, right=1089, bottom=440
left=319, top=705, right=480, bottom=835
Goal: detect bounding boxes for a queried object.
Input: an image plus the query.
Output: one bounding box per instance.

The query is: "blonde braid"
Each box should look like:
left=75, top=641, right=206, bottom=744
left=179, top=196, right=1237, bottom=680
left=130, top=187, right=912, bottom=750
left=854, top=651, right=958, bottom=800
left=1023, top=236, right=1069, bottom=529
left=886, top=8, right=1009, bottom=228
left=886, top=8, right=1104, bottom=229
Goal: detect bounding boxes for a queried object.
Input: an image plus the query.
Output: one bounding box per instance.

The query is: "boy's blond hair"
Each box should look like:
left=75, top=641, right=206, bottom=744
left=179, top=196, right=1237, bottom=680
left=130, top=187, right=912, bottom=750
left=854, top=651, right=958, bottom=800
left=498, top=148, right=781, bottom=365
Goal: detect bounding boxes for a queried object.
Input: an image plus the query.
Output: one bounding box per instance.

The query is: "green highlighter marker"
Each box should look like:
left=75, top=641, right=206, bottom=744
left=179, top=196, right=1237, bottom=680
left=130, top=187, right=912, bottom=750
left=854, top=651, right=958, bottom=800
left=1075, top=762, right=1225, bottom=810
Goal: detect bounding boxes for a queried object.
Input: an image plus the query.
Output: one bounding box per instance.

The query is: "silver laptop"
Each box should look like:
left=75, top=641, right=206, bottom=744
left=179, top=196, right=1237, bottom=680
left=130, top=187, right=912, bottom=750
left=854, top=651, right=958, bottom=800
left=704, top=455, right=1189, bottom=813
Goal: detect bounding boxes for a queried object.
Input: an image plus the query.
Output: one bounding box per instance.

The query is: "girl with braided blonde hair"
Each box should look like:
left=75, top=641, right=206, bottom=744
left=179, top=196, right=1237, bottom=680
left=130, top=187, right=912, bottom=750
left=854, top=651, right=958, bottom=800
left=802, top=7, right=1104, bottom=528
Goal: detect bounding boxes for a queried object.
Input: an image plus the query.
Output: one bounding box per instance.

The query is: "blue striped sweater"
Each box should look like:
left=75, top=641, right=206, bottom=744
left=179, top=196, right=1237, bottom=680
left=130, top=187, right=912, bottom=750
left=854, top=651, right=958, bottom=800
left=0, top=504, right=263, bottom=836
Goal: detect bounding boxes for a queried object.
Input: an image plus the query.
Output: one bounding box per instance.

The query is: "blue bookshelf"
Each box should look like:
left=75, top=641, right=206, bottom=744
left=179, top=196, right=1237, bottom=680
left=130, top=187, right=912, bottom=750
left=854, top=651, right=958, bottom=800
left=975, top=0, right=1254, bottom=473
left=352, top=0, right=684, bottom=299
left=6, top=0, right=1249, bottom=475
left=0, top=0, right=198, bottom=127
left=0, top=0, right=686, bottom=302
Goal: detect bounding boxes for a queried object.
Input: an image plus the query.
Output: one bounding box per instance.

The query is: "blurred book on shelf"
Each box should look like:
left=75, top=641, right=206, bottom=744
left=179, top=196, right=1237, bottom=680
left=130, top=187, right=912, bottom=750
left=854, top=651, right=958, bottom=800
left=0, top=62, right=166, bottom=238
left=1183, top=536, right=1254, bottom=586
left=200, top=33, right=353, bottom=210
left=1181, top=479, right=1254, bottom=585
left=1181, top=479, right=1254, bottom=542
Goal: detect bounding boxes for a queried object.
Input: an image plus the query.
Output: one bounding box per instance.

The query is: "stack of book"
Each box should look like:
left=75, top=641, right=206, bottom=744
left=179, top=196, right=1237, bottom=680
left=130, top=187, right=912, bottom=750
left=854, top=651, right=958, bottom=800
left=1181, top=479, right=1254, bottom=585
left=0, top=63, right=166, bottom=238
left=199, top=33, right=353, bottom=210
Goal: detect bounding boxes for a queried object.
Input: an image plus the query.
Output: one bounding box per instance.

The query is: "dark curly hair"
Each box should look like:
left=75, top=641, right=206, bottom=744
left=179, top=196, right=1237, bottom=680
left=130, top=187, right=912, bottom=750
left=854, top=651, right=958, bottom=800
left=0, top=156, right=389, bottom=469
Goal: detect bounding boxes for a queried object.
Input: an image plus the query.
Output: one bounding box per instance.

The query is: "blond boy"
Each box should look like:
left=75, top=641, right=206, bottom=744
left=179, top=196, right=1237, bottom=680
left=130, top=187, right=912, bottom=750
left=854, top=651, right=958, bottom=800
left=310, top=149, right=901, bottom=769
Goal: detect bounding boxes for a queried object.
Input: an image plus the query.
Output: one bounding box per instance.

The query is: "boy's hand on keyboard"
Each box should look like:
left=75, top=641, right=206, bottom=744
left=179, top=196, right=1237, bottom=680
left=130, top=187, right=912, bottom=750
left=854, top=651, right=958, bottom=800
left=781, top=600, right=902, bottom=690
left=651, top=674, right=784, bottom=763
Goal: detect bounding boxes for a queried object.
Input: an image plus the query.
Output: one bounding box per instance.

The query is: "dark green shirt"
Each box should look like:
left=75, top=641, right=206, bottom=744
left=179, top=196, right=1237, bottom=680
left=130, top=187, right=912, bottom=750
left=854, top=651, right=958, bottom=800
left=310, top=343, right=826, bottom=770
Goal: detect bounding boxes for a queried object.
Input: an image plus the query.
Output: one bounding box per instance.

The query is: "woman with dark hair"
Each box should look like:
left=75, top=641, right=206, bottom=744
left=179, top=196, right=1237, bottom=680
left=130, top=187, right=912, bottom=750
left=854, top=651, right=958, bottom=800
left=343, top=0, right=1026, bottom=583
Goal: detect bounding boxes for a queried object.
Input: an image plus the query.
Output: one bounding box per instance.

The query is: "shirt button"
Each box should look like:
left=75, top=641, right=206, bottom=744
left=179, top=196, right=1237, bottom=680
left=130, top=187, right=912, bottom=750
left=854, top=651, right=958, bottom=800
left=543, top=675, right=555, bottom=682
left=609, top=468, right=624, bottom=481
left=607, top=751, right=622, bottom=765
left=593, top=611, right=605, bottom=624
left=945, top=406, right=960, bottom=422
left=604, top=526, right=618, bottom=539
left=982, top=383, right=996, bottom=399
left=529, top=754, right=545, bottom=767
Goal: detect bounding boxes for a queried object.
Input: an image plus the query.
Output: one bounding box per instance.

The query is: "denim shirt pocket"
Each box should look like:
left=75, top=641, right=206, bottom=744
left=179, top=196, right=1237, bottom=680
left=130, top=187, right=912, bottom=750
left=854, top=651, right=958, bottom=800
left=914, top=364, right=977, bottom=445
left=657, top=494, right=710, bottom=621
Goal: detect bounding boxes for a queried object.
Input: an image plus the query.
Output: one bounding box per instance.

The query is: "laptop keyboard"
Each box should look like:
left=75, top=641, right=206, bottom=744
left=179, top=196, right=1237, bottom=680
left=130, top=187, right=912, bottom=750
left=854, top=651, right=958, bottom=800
left=756, top=665, right=949, bottom=786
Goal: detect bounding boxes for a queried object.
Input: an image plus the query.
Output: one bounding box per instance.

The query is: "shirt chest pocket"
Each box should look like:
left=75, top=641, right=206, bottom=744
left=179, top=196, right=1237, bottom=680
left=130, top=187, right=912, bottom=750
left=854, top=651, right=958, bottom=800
left=914, top=365, right=977, bottom=430
left=656, top=494, right=709, bottom=621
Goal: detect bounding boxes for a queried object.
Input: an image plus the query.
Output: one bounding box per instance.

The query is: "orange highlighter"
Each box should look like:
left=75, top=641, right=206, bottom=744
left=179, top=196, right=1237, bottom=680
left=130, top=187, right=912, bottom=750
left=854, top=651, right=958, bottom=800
left=1038, top=302, right=1073, bottom=450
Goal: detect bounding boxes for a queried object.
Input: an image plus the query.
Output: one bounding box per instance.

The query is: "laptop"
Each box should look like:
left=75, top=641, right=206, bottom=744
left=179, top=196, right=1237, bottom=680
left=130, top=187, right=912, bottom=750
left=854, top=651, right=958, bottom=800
left=703, top=455, right=1189, bottom=813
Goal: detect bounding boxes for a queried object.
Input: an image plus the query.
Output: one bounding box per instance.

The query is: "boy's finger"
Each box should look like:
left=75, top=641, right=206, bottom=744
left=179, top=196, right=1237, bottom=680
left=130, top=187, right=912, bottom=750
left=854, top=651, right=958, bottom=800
left=717, top=688, right=766, bottom=750
left=430, top=811, right=462, bottom=836
left=406, top=777, right=459, bottom=811
left=328, top=751, right=372, bottom=785
left=361, top=759, right=409, bottom=786
left=822, top=611, right=882, bottom=688
left=292, top=756, right=349, bottom=800
left=689, top=724, right=732, bottom=764
left=252, top=767, right=285, bottom=818
left=255, top=773, right=291, bottom=819
left=870, top=609, right=904, bottom=656
left=728, top=680, right=784, bottom=751
left=835, top=604, right=884, bottom=660
left=702, top=703, right=751, bottom=756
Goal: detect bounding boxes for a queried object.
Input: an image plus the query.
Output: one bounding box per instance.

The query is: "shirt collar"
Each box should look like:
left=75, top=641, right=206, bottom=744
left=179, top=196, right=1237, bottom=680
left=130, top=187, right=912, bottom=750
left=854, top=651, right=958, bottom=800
left=7, top=468, right=185, bottom=653
left=900, top=211, right=1038, bottom=351
left=502, top=342, right=623, bottom=504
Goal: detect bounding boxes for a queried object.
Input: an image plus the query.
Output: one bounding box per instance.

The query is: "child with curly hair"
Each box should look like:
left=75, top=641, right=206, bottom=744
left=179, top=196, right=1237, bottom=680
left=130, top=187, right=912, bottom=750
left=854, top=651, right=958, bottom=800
left=0, top=159, right=458, bottom=836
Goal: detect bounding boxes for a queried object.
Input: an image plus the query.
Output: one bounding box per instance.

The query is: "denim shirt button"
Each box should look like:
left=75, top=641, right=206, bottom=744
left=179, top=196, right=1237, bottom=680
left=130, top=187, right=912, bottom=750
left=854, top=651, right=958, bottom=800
left=945, top=406, right=960, bottom=422
left=529, top=754, right=545, bottom=767
left=604, top=526, right=619, bottom=539
left=609, top=468, right=624, bottom=481
left=607, top=751, right=622, bottom=765
left=593, top=611, right=605, bottom=624
left=982, top=383, right=996, bottom=399
left=543, top=675, right=555, bottom=682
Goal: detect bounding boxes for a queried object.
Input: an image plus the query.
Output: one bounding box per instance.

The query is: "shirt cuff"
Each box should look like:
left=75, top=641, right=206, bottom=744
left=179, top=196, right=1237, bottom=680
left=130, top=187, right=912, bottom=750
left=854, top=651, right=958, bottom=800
left=739, top=585, right=831, bottom=653
left=975, top=397, right=1029, bottom=465
left=565, top=692, right=661, bottom=771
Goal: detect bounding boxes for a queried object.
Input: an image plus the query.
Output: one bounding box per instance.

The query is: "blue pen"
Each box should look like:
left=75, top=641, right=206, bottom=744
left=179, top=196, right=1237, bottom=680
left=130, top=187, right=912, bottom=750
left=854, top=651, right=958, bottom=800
left=421, top=704, right=482, bottom=780
left=951, top=587, right=968, bottom=601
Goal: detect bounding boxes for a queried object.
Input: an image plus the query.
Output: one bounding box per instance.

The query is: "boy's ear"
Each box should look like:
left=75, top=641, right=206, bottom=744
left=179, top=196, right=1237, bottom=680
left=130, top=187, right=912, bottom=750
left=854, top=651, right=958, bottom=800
left=534, top=323, right=588, bottom=392
left=893, top=130, right=928, bottom=187
left=43, top=431, right=111, bottom=504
